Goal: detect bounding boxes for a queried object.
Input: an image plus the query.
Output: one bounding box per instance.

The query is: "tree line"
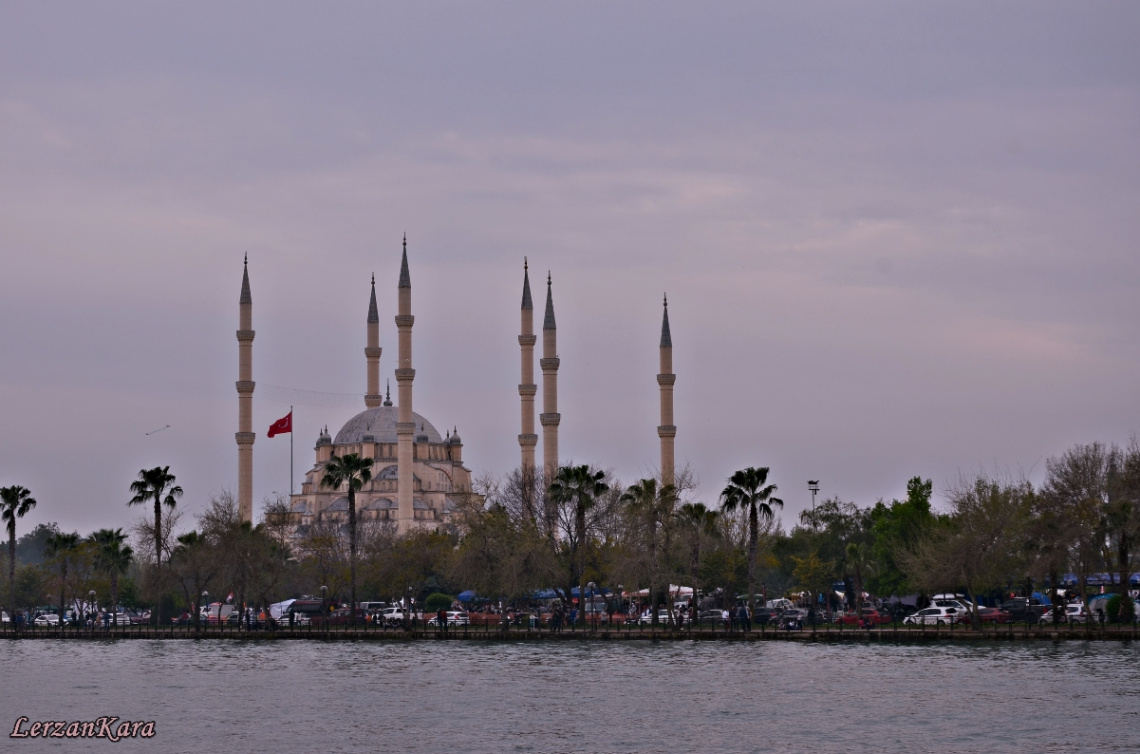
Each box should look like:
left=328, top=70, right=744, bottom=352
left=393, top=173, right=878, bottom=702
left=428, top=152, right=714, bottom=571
left=3, top=438, right=1138, bottom=627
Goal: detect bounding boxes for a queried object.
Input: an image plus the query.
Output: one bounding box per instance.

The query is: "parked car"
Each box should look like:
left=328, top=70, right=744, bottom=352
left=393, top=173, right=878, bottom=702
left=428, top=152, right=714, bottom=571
left=972, top=607, right=1012, bottom=624
left=313, top=608, right=367, bottom=626
left=837, top=608, right=891, bottom=626
left=1000, top=598, right=1048, bottom=622
left=639, top=609, right=675, bottom=626
left=696, top=609, right=726, bottom=624
left=34, top=613, right=60, bottom=626
left=428, top=610, right=470, bottom=626
left=903, top=606, right=961, bottom=626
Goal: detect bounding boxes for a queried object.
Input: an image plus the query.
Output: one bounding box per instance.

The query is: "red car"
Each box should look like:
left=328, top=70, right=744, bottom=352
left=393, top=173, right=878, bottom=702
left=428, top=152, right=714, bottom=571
left=837, top=608, right=892, bottom=626
left=972, top=607, right=1012, bottom=624
left=312, top=608, right=368, bottom=626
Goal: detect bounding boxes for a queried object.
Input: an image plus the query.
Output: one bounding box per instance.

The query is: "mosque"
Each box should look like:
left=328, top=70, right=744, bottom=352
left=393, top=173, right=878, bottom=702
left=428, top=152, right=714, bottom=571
left=233, top=239, right=676, bottom=535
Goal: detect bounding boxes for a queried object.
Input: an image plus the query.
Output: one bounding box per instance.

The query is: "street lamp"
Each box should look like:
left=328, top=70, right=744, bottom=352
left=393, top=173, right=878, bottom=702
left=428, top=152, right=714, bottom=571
left=808, top=480, right=820, bottom=529
left=587, top=582, right=597, bottom=629
left=89, top=590, right=96, bottom=631
left=200, top=591, right=209, bottom=631
left=405, top=587, right=412, bottom=631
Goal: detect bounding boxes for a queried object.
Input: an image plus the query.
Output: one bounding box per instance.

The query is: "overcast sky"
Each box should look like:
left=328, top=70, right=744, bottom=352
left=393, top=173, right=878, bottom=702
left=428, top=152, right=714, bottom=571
left=2, top=1, right=1138, bottom=536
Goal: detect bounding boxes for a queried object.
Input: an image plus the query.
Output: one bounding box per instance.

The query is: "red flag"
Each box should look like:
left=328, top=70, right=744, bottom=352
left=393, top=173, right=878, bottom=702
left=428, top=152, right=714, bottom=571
left=267, top=411, right=292, bottom=438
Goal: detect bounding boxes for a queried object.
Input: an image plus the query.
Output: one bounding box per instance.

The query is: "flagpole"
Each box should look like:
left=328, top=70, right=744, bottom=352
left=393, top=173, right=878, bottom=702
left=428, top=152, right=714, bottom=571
left=290, top=405, right=294, bottom=496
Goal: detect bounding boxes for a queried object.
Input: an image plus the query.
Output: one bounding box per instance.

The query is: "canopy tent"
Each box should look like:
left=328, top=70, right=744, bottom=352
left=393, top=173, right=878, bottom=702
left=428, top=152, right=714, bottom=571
left=629, top=585, right=693, bottom=598
left=457, top=590, right=478, bottom=603
left=268, top=599, right=295, bottom=620
left=1060, top=573, right=1140, bottom=587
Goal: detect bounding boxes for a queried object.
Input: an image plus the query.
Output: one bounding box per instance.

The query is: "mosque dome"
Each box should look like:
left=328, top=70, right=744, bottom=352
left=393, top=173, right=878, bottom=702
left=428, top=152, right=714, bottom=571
left=332, top=405, right=443, bottom=445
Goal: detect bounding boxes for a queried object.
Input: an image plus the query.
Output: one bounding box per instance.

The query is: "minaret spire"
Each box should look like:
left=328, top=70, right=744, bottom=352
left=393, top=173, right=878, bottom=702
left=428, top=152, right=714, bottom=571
left=395, top=236, right=416, bottom=532
left=518, top=259, right=538, bottom=490
left=365, top=273, right=383, bottom=408
left=235, top=255, right=256, bottom=522
left=540, top=271, right=561, bottom=487
left=657, top=293, right=676, bottom=488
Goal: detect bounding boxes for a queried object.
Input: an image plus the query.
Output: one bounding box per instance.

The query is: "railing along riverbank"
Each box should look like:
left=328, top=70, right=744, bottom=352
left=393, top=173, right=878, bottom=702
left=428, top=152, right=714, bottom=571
left=3, top=618, right=1138, bottom=642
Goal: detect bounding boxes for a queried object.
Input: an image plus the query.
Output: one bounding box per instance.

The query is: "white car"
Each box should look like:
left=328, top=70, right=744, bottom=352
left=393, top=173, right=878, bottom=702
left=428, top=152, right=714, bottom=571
left=428, top=610, right=470, bottom=626
left=903, top=606, right=961, bottom=626
left=34, top=613, right=60, bottom=626
left=639, top=609, right=675, bottom=625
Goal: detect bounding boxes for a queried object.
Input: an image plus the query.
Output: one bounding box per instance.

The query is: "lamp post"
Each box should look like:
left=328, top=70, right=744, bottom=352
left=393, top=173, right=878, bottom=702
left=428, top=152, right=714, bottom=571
left=89, top=590, right=96, bottom=632
left=405, top=587, right=412, bottom=631
left=808, top=480, right=820, bottom=529
left=587, top=582, right=597, bottom=630
left=320, top=585, right=328, bottom=632
left=202, top=590, right=209, bottom=631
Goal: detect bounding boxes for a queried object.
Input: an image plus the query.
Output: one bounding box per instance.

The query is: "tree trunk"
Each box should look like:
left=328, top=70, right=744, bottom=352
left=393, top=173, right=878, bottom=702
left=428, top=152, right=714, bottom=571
left=1118, top=534, right=1132, bottom=622
left=59, top=559, right=68, bottom=628
left=348, top=486, right=357, bottom=627
left=747, top=504, right=758, bottom=616
left=153, top=497, right=163, bottom=627
left=8, top=526, right=15, bottom=624
left=577, top=501, right=586, bottom=626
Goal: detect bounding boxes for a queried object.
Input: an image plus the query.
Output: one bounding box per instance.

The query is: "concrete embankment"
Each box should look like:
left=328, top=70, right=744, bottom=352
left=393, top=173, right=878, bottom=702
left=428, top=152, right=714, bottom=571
left=3, top=625, right=1137, bottom=642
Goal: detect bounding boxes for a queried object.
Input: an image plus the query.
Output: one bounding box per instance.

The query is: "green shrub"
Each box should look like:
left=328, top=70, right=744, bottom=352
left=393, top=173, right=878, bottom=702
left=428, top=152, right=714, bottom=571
left=424, top=592, right=455, bottom=612
left=1106, top=595, right=1122, bottom=623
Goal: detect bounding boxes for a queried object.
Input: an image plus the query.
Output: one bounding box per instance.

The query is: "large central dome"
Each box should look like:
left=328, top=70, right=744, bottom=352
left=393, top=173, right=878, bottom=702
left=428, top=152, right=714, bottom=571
left=333, top=405, right=444, bottom=445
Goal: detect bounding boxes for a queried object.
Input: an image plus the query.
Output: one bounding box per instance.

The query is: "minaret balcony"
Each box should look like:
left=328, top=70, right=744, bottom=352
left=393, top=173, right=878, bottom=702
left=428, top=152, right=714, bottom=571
left=657, top=425, right=677, bottom=438
left=395, top=368, right=416, bottom=381
left=540, top=413, right=561, bottom=427
left=518, top=334, right=536, bottom=346
left=539, top=357, right=560, bottom=371
left=236, top=329, right=256, bottom=341
left=395, top=314, right=415, bottom=327
left=518, top=384, right=537, bottom=397
left=235, top=431, right=256, bottom=445
left=518, top=434, right=538, bottom=446
left=235, top=380, right=256, bottom=394
left=365, top=346, right=383, bottom=358
left=657, top=374, right=676, bottom=386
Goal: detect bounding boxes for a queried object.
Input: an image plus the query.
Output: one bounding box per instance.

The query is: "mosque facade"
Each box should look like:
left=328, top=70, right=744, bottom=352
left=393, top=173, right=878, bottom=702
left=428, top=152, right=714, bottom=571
left=234, top=239, right=675, bottom=534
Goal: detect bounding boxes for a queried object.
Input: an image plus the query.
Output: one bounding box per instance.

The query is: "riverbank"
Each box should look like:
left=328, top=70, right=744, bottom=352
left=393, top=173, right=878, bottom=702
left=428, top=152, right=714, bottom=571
left=4, top=623, right=1137, bottom=642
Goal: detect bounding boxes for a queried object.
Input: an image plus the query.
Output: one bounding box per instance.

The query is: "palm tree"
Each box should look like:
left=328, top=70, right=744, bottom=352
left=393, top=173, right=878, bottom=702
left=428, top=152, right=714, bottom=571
left=677, top=502, right=718, bottom=625
left=319, top=452, right=374, bottom=626
left=2, top=485, right=37, bottom=619
left=720, top=467, right=783, bottom=616
left=550, top=465, right=609, bottom=625
left=91, top=528, right=133, bottom=619
left=128, top=466, right=182, bottom=568
left=621, top=479, right=676, bottom=626
left=45, top=532, right=80, bottom=625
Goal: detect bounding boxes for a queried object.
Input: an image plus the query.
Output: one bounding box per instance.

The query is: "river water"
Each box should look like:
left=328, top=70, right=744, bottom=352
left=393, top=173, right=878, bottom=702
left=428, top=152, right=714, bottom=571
left=3, top=639, right=1138, bottom=753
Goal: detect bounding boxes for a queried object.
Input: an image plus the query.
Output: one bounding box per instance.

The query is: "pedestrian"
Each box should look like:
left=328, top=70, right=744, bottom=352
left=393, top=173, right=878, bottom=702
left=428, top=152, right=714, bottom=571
left=437, top=607, right=447, bottom=635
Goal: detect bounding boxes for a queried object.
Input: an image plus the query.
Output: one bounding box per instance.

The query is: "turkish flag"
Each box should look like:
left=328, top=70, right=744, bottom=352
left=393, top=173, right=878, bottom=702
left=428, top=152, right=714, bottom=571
left=267, top=411, right=292, bottom=438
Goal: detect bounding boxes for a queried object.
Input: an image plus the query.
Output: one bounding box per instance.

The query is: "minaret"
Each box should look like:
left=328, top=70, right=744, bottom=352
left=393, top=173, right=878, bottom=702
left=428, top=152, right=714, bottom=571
left=540, top=272, right=560, bottom=485
left=395, top=237, right=416, bottom=532
left=365, top=274, right=383, bottom=408
left=518, top=259, right=538, bottom=475
left=657, top=294, right=676, bottom=488
left=235, top=255, right=255, bottom=523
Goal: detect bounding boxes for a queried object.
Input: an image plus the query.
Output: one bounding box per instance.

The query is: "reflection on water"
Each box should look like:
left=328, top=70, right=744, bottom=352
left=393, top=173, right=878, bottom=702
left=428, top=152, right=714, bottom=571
left=3, top=640, right=1138, bottom=753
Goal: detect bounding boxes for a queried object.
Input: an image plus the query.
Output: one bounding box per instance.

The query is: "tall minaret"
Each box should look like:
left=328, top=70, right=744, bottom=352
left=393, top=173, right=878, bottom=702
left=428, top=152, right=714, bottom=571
left=235, top=255, right=255, bottom=523
left=540, top=272, right=560, bottom=485
left=518, top=259, right=538, bottom=475
left=365, top=274, right=383, bottom=408
left=657, top=294, right=676, bottom=488
left=395, top=237, right=416, bottom=532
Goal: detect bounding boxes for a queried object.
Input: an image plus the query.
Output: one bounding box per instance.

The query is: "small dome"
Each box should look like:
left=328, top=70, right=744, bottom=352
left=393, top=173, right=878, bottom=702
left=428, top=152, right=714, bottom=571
left=333, top=405, right=443, bottom=445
